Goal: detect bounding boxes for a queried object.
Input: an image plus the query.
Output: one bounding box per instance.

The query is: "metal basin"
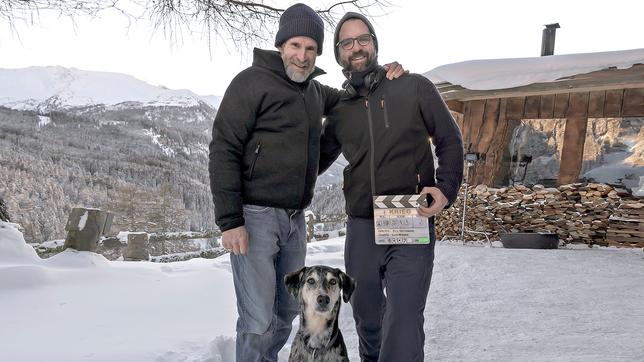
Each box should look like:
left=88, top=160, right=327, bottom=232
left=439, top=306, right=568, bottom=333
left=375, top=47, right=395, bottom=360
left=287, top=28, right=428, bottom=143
left=500, top=232, right=559, bottom=249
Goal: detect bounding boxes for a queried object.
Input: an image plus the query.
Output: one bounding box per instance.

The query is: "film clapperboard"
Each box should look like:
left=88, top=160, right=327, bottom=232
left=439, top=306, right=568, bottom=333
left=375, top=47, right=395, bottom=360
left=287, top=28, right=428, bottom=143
left=373, top=195, right=431, bottom=245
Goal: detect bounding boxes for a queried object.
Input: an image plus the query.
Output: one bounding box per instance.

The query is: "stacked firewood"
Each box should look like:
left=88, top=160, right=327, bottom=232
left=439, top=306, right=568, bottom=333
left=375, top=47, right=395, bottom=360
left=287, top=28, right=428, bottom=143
left=606, top=202, right=644, bottom=248
left=435, top=183, right=642, bottom=246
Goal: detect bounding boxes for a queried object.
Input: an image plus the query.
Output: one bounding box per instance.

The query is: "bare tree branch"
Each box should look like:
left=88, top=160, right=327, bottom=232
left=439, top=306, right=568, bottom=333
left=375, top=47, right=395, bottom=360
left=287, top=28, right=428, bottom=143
left=1, top=0, right=392, bottom=49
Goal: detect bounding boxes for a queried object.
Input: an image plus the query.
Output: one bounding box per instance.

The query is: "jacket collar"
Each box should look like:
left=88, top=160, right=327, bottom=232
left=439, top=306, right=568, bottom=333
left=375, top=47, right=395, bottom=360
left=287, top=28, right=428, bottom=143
left=341, top=65, right=386, bottom=99
left=252, top=48, right=326, bottom=85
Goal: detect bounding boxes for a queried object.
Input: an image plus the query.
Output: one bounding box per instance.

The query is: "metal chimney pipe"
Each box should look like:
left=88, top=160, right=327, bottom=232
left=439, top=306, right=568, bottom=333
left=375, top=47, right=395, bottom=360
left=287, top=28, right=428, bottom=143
left=541, top=23, right=560, bottom=56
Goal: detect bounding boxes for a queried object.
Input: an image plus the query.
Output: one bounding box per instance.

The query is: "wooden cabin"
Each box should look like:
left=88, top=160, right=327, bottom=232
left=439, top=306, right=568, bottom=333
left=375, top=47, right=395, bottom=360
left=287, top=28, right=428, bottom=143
left=425, top=49, right=644, bottom=188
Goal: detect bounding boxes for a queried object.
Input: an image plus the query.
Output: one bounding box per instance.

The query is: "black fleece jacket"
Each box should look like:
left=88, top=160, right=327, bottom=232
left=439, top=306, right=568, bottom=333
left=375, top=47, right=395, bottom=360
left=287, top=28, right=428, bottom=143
left=209, top=48, right=342, bottom=232
left=320, top=68, right=464, bottom=218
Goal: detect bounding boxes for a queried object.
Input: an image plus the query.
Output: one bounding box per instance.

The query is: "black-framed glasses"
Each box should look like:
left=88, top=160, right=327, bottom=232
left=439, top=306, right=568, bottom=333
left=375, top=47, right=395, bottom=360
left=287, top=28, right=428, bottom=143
left=336, top=33, right=374, bottom=50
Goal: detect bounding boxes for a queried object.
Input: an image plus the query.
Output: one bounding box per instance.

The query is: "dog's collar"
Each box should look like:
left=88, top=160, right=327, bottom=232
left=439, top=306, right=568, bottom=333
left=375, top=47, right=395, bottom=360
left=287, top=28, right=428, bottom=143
left=304, top=328, right=339, bottom=359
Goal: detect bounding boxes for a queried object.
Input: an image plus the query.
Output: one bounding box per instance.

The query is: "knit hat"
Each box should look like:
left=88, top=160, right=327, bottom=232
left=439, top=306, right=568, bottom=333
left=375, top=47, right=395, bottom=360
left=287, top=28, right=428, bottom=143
left=275, top=3, right=324, bottom=55
left=333, top=12, right=379, bottom=65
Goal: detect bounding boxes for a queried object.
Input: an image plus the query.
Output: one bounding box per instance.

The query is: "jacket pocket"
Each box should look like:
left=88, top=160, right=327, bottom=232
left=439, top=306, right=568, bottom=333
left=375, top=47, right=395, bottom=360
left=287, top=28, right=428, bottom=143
left=381, top=96, right=390, bottom=129
left=249, top=142, right=261, bottom=180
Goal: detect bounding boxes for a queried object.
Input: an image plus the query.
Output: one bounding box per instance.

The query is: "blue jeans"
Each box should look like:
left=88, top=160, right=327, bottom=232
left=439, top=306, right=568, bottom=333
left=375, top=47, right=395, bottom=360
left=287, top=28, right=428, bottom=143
left=231, top=205, right=307, bottom=362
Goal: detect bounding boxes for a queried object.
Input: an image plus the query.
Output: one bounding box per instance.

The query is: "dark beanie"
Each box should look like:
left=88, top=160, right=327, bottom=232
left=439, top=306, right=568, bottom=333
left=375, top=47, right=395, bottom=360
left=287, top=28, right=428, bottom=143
left=275, top=3, right=324, bottom=55
left=333, top=12, right=378, bottom=65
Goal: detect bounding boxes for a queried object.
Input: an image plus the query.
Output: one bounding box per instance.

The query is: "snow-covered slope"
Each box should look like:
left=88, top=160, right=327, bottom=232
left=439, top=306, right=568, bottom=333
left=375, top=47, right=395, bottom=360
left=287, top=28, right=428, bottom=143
left=0, top=66, right=221, bottom=111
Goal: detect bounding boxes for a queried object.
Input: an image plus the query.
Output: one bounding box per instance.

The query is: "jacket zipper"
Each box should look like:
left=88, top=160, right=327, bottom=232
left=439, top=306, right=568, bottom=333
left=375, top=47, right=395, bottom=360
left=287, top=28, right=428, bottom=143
left=366, top=98, right=377, bottom=196
left=249, top=142, right=261, bottom=180
left=416, top=169, right=421, bottom=193
left=381, top=96, right=390, bottom=128
left=300, top=89, right=309, bottom=209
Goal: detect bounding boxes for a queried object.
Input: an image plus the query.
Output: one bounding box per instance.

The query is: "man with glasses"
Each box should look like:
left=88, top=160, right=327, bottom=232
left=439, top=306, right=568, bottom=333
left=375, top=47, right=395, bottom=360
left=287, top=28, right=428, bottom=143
left=319, top=12, right=464, bottom=362
left=209, top=4, right=405, bottom=361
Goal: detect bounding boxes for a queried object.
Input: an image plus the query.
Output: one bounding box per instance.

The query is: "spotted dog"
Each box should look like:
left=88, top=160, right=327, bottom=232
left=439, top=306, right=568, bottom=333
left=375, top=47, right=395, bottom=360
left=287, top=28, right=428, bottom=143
left=284, top=265, right=356, bottom=362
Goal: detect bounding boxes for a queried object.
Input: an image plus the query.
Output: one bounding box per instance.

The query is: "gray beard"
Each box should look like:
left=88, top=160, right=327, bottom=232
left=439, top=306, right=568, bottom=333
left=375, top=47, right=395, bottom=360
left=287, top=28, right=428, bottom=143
left=285, top=64, right=314, bottom=83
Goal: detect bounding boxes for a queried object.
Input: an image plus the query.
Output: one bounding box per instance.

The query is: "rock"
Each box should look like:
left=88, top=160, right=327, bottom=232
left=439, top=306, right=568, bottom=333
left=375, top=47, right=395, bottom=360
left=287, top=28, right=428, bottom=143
left=63, top=208, right=113, bottom=252
left=123, top=232, right=150, bottom=261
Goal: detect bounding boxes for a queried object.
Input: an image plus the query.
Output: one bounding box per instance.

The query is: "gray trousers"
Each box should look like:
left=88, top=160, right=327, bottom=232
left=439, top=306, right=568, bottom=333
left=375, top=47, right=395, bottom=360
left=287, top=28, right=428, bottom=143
left=345, top=216, right=436, bottom=362
left=231, top=205, right=307, bottom=362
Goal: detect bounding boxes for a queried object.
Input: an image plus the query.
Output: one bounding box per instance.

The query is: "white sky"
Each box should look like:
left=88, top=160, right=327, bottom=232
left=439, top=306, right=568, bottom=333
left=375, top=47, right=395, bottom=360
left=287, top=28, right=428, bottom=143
left=1, top=0, right=643, bottom=96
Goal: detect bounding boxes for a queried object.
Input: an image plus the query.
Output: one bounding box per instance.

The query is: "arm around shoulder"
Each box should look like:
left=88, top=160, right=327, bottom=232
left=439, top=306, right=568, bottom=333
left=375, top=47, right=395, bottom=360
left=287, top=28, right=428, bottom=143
left=319, top=117, right=342, bottom=175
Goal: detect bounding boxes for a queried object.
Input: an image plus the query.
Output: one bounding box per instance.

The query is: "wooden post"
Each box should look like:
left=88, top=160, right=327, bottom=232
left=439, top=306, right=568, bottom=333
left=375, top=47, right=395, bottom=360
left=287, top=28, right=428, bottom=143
left=472, top=98, right=500, bottom=185
left=64, top=208, right=113, bottom=252
left=558, top=92, right=590, bottom=185
left=490, top=97, right=524, bottom=186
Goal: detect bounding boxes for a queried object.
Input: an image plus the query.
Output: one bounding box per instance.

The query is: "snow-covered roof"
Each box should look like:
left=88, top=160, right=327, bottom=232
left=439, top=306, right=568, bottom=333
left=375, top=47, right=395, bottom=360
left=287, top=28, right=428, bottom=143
left=424, top=48, right=644, bottom=91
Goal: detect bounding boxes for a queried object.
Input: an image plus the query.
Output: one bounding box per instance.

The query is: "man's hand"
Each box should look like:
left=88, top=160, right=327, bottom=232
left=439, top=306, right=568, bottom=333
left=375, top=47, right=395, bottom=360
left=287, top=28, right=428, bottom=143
left=221, top=225, right=249, bottom=255
left=382, top=61, right=407, bottom=80
left=417, top=187, right=448, bottom=218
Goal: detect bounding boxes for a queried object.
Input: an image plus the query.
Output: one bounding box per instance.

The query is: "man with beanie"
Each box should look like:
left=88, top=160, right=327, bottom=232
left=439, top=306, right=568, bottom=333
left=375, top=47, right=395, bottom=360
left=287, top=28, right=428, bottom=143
left=319, top=13, right=464, bottom=362
left=209, top=4, right=404, bottom=361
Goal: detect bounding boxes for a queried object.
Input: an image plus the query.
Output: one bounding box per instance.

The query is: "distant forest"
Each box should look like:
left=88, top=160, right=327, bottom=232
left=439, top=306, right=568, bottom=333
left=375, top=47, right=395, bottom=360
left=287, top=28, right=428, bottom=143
left=0, top=105, right=346, bottom=242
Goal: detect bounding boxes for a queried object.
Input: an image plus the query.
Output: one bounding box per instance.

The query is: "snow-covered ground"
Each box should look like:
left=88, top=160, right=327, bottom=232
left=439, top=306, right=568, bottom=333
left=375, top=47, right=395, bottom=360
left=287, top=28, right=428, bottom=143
left=1, top=221, right=643, bottom=361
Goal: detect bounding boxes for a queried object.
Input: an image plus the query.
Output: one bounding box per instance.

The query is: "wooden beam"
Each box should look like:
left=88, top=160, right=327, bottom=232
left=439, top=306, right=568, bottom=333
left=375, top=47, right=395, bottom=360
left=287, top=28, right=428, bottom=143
left=484, top=98, right=508, bottom=185
left=524, top=96, right=541, bottom=118
left=506, top=97, right=525, bottom=120
left=554, top=93, right=570, bottom=118
left=539, top=94, right=555, bottom=118
left=492, top=118, right=520, bottom=187
left=568, top=92, right=590, bottom=117
left=622, top=88, right=644, bottom=116
left=604, top=89, right=624, bottom=117
left=463, top=100, right=486, bottom=150
left=472, top=99, right=501, bottom=184
left=461, top=101, right=472, bottom=147
left=588, top=91, right=605, bottom=118
left=446, top=100, right=464, bottom=114
left=559, top=92, right=590, bottom=185
left=479, top=99, right=501, bottom=152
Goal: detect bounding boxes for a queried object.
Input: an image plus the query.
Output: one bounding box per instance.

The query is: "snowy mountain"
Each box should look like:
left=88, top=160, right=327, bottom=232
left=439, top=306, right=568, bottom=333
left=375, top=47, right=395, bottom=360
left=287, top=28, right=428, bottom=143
left=0, top=66, right=221, bottom=112
left=0, top=65, right=346, bottom=243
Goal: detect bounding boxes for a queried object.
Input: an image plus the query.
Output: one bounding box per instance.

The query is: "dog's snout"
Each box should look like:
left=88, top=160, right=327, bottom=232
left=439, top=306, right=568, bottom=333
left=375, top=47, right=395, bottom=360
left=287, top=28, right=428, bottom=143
left=317, top=294, right=330, bottom=307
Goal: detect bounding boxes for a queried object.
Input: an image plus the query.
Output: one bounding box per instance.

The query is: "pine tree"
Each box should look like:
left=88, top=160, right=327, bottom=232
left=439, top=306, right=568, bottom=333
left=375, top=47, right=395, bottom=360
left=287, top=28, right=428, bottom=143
left=0, top=197, right=10, bottom=222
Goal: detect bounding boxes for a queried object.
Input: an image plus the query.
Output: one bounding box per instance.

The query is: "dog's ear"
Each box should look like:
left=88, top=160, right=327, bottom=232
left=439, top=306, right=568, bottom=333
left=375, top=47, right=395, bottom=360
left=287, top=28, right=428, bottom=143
left=284, top=267, right=307, bottom=299
left=337, top=269, right=356, bottom=303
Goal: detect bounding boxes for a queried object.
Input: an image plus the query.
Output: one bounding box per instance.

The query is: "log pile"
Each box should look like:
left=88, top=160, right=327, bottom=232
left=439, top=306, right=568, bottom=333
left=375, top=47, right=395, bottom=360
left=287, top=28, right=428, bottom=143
left=436, top=183, right=642, bottom=246
left=606, top=202, right=644, bottom=248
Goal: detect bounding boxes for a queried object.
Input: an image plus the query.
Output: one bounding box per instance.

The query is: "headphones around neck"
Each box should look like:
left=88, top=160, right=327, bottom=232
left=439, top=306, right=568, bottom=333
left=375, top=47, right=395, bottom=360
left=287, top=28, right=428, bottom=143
left=343, top=67, right=384, bottom=98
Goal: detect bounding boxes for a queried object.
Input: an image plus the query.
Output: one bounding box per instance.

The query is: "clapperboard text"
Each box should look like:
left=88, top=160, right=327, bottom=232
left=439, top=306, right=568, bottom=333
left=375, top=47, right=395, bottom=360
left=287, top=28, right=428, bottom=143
left=373, top=195, right=431, bottom=245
